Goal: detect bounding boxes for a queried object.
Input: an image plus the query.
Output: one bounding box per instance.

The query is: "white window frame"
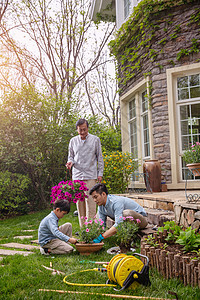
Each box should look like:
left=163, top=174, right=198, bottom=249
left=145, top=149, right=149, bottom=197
left=167, top=63, right=200, bottom=189
left=121, top=77, right=153, bottom=188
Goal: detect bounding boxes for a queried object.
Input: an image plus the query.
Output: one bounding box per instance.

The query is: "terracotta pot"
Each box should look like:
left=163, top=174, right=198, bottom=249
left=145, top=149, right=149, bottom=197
left=187, top=163, right=200, bottom=177
left=75, top=242, right=104, bottom=255
left=143, top=160, right=161, bottom=192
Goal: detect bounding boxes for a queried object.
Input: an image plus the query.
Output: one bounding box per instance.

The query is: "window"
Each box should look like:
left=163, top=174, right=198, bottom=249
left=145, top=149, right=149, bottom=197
left=141, top=91, right=150, bottom=159
left=129, top=98, right=138, bottom=157
left=124, top=0, right=131, bottom=20
left=128, top=89, right=150, bottom=160
left=177, top=73, right=200, bottom=180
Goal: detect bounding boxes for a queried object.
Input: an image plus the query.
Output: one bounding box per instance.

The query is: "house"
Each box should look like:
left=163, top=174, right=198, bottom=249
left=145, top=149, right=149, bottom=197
left=90, top=0, right=200, bottom=190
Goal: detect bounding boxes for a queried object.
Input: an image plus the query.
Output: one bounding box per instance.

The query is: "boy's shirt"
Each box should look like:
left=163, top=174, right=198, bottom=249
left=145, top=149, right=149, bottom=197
left=38, top=211, right=70, bottom=246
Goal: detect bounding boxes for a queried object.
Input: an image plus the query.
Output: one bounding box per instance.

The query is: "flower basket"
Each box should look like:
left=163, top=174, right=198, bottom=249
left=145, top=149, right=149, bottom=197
left=186, top=163, right=200, bottom=177
left=50, top=180, right=88, bottom=203
left=75, top=242, right=104, bottom=255
left=182, top=142, right=200, bottom=176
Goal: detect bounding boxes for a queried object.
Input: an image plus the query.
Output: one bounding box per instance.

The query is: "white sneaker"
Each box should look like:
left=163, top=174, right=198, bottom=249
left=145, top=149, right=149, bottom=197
left=40, top=247, right=50, bottom=255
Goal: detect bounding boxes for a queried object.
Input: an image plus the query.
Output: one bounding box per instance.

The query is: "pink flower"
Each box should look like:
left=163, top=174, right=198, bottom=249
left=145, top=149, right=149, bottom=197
left=94, top=219, right=98, bottom=224
left=84, top=222, right=88, bottom=225
left=102, top=227, right=104, bottom=230
left=81, top=216, right=84, bottom=219
left=84, top=216, right=87, bottom=220
left=123, top=217, right=126, bottom=220
left=89, top=220, right=93, bottom=224
left=86, top=228, right=89, bottom=232
left=136, top=219, right=141, bottom=223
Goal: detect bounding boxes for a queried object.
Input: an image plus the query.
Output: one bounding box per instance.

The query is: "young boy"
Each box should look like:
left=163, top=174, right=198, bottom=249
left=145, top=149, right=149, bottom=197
left=38, top=199, right=77, bottom=255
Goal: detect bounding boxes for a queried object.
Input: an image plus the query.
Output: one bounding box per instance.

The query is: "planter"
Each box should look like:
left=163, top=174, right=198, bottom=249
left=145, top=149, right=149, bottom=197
left=187, top=163, right=200, bottom=177
left=143, top=160, right=161, bottom=192
left=75, top=242, right=104, bottom=255
left=140, top=233, right=200, bottom=287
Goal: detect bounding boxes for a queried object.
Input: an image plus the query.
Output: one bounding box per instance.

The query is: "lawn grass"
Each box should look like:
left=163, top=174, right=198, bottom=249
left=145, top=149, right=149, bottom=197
left=0, top=204, right=199, bottom=300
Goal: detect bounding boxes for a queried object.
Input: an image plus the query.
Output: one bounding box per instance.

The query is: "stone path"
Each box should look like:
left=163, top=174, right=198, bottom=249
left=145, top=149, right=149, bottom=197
left=1, top=243, right=40, bottom=250
left=14, top=236, right=33, bottom=240
left=0, top=249, right=34, bottom=256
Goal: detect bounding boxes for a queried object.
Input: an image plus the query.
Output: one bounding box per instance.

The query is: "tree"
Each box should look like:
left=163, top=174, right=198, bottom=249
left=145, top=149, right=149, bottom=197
left=82, top=58, right=120, bottom=127
left=0, top=85, right=78, bottom=207
left=0, top=0, right=9, bottom=24
left=0, top=0, right=115, bottom=119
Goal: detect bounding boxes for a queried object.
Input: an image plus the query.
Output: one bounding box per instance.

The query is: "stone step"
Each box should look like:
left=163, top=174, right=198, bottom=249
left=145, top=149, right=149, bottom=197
left=106, top=208, right=175, bottom=229
left=0, top=249, right=34, bottom=256
left=1, top=243, right=40, bottom=251
left=146, top=208, right=175, bottom=226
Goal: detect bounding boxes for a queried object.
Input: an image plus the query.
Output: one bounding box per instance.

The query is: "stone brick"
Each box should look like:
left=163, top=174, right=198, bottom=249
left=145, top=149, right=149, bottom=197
left=187, top=210, right=195, bottom=225
left=180, top=209, right=188, bottom=228
left=191, top=220, right=200, bottom=231
left=194, top=211, right=200, bottom=220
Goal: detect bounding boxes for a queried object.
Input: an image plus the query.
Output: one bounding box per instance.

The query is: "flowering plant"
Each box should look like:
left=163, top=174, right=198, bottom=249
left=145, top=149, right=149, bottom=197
left=116, top=216, right=140, bottom=248
left=50, top=180, right=88, bottom=204
left=182, top=142, right=200, bottom=164
left=78, top=217, right=105, bottom=243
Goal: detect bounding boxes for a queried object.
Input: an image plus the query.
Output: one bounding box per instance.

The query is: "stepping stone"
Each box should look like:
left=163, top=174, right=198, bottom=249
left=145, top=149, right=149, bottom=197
left=1, top=243, right=40, bottom=250
left=14, top=236, right=33, bottom=240
left=0, top=249, right=34, bottom=256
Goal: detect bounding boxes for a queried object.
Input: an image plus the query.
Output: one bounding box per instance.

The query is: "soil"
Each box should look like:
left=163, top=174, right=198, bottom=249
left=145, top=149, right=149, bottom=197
left=153, top=241, right=199, bottom=261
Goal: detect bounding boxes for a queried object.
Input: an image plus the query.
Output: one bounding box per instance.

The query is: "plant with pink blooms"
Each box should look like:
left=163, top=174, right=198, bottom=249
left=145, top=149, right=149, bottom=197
left=78, top=217, right=105, bottom=243
left=182, top=142, right=200, bottom=164
left=116, top=216, right=140, bottom=249
left=50, top=180, right=88, bottom=204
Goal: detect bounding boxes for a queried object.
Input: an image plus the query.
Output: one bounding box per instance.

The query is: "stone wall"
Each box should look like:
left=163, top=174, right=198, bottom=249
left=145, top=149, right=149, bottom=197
left=174, top=202, right=200, bottom=232
left=117, top=2, right=200, bottom=183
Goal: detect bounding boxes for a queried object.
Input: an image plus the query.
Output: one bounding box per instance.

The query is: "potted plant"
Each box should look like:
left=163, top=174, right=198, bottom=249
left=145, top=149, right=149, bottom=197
left=75, top=217, right=105, bottom=255
left=115, top=216, right=141, bottom=253
left=50, top=180, right=89, bottom=203
left=182, top=142, right=200, bottom=176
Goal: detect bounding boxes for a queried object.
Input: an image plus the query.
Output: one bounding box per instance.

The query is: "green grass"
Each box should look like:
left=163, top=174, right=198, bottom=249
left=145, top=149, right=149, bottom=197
left=0, top=204, right=199, bottom=300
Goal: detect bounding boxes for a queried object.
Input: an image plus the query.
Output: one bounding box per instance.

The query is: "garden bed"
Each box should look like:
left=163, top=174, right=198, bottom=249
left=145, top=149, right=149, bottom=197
left=140, top=231, right=200, bottom=288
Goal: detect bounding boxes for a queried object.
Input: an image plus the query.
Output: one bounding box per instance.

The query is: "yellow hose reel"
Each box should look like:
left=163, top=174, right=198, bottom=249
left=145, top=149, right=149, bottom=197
left=63, top=253, right=151, bottom=291
left=106, top=253, right=151, bottom=291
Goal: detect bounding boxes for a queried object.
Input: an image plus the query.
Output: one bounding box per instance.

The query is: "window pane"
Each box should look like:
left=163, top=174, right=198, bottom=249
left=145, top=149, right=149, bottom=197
left=124, top=0, right=130, bottom=19
left=177, top=76, right=188, bottom=88
left=190, top=86, right=200, bottom=98
left=189, top=74, right=200, bottom=86
left=178, top=88, right=189, bottom=100
left=180, top=105, right=189, bottom=120
left=129, top=99, right=136, bottom=120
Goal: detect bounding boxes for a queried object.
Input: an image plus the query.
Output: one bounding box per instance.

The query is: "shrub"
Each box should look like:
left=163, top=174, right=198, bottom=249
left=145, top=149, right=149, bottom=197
left=0, top=171, right=31, bottom=217
left=102, top=151, right=138, bottom=193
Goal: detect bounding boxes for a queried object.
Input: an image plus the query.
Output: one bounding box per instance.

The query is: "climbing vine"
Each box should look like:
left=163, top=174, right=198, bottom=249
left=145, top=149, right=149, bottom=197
left=109, top=0, right=200, bottom=88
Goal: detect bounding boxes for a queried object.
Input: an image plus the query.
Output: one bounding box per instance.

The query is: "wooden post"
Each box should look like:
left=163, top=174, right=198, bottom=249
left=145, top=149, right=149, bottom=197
left=155, top=249, right=161, bottom=272
left=166, top=257, right=169, bottom=279
left=186, top=263, right=192, bottom=286
left=194, top=267, right=198, bottom=287
left=182, top=256, right=189, bottom=286
left=150, top=247, right=155, bottom=267
left=174, top=254, right=180, bottom=279
left=198, top=262, right=200, bottom=288
left=160, top=250, right=167, bottom=277
left=168, top=252, right=174, bottom=278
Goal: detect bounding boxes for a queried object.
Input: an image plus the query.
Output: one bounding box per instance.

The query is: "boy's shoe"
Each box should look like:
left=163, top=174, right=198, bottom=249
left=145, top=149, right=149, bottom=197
left=40, top=247, right=50, bottom=256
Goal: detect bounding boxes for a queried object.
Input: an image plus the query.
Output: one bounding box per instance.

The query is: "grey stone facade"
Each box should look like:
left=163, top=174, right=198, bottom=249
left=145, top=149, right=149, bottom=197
left=118, top=2, right=200, bottom=183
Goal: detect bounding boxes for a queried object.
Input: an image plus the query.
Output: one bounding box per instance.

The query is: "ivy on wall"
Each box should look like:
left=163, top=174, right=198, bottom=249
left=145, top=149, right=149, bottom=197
left=108, top=0, right=200, bottom=89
